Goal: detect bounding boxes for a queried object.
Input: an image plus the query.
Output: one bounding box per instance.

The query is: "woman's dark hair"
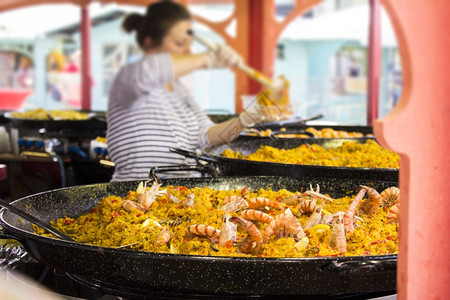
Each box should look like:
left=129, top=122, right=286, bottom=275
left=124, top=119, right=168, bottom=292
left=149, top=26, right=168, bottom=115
left=122, top=0, right=191, bottom=49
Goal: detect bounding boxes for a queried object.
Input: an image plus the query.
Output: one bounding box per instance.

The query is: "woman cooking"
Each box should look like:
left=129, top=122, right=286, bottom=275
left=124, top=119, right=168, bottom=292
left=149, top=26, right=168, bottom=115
left=107, top=0, right=288, bottom=181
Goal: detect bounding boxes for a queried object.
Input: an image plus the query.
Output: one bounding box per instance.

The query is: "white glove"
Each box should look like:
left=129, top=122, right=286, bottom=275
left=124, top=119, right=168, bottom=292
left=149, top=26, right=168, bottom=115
left=205, top=44, right=243, bottom=69
left=239, top=101, right=292, bottom=127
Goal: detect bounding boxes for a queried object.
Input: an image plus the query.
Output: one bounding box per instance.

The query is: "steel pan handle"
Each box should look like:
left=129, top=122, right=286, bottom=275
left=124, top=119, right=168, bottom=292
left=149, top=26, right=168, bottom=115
left=0, top=229, right=35, bottom=269
left=323, top=258, right=397, bottom=275
left=149, top=164, right=219, bottom=179
left=170, top=148, right=219, bottom=163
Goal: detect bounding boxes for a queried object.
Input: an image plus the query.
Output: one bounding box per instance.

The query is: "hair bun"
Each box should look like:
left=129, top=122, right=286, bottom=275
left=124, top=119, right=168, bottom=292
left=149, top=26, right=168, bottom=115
left=122, top=13, right=144, bottom=33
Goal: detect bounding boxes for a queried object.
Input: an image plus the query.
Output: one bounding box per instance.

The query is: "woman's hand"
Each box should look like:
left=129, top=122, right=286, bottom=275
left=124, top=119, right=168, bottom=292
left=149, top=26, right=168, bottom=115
left=206, top=44, right=243, bottom=68
left=239, top=102, right=293, bottom=127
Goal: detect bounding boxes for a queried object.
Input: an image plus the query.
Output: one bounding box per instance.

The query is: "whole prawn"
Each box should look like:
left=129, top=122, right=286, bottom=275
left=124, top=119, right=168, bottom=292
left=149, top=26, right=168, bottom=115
left=344, top=188, right=366, bottom=233
left=241, top=209, right=274, bottom=223
left=263, top=214, right=305, bottom=243
left=219, top=213, right=237, bottom=246
left=330, top=212, right=347, bottom=253
left=189, top=224, right=221, bottom=239
left=303, top=206, right=323, bottom=230
left=154, top=227, right=172, bottom=247
left=122, top=199, right=145, bottom=213
left=248, top=197, right=285, bottom=210
left=387, top=202, right=400, bottom=223
left=358, top=185, right=382, bottom=215
left=230, top=216, right=263, bottom=254
left=221, top=195, right=248, bottom=212
left=137, top=176, right=166, bottom=210
left=380, top=187, right=400, bottom=208
left=297, top=198, right=319, bottom=215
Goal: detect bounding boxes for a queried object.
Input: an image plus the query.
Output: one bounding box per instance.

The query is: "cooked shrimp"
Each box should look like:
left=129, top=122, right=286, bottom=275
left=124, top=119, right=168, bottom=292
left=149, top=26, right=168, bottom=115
left=241, top=209, right=274, bottom=223
left=219, top=213, right=237, bottom=246
left=122, top=199, right=144, bottom=213
left=263, top=214, right=305, bottom=243
left=189, top=224, right=221, bottom=239
left=154, top=227, right=172, bottom=247
left=280, top=194, right=301, bottom=206
left=137, top=177, right=166, bottom=210
left=222, top=195, right=241, bottom=205
left=184, top=193, right=195, bottom=208
left=298, top=198, right=319, bottom=215
left=344, top=188, right=366, bottom=233
left=303, top=206, right=323, bottom=230
left=230, top=216, right=263, bottom=254
left=387, top=203, right=400, bottom=223
left=321, top=213, right=337, bottom=226
left=221, top=196, right=248, bottom=212
left=248, top=197, right=285, bottom=210
left=358, top=185, right=382, bottom=215
left=330, top=212, right=346, bottom=253
left=380, top=187, right=400, bottom=208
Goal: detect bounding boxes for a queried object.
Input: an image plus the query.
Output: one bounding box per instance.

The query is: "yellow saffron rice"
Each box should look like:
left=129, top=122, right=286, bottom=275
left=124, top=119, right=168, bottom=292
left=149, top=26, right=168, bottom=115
left=34, top=185, right=398, bottom=258
left=222, top=140, right=400, bottom=169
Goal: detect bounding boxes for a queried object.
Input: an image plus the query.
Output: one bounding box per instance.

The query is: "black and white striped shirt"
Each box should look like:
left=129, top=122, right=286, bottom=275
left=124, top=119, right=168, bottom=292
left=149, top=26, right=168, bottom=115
left=106, top=53, right=214, bottom=181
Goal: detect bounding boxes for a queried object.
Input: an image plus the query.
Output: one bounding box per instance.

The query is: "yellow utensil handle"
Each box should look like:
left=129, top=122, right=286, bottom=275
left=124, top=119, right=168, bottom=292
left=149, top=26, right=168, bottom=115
left=193, top=34, right=275, bottom=89
left=237, top=63, right=275, bottom=89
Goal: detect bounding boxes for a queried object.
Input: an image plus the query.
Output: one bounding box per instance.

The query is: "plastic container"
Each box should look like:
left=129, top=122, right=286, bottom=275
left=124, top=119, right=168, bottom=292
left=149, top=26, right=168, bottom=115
left=89, top=139, right=108, bottom=160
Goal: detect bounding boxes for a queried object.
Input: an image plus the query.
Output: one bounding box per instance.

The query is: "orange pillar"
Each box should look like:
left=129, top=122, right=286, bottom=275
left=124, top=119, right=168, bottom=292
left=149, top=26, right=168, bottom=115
left=80, top=6, right=92, bottom=110
left=367, top=0, right=381, bottom=125
left=248, top=0, right=274, bottom=95
left=194, top=0, right=320, bottom=113
left=374, top=0, right=450, bottom=299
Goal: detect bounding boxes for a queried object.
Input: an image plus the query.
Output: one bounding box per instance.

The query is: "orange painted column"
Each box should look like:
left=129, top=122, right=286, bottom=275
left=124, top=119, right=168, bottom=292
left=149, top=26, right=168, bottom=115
left=80, top=5, right=92, bottom=110
left=247, top=0, right=321, bottom=97
left=367, top=0, right=381, bottom=125
left=248, top=0, right=274, bottom=95
left=374, top=1, right=450, bottom=299
left=193, top=0, right=320, bottom=112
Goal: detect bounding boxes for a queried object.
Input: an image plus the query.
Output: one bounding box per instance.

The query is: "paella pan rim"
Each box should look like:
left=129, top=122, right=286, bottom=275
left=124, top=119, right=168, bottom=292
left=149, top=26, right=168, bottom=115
left=213, top=155, right=399, bottom=171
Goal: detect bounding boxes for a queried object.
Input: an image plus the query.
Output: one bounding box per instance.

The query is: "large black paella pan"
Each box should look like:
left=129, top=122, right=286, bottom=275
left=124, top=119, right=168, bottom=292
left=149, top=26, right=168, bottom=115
left=172, top=136, right=399, bottom=182
left=0, top=175, right=397, bottom=296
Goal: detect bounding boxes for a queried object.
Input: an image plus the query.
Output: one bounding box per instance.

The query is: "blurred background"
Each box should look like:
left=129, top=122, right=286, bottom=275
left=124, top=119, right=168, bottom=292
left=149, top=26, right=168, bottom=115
left=0, top=0, right=401, bottom=124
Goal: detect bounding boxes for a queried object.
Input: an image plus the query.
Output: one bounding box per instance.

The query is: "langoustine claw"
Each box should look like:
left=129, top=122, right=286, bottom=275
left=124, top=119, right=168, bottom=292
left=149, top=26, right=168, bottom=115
left=263, top=214, right=305, bottom=243
left=330, top=211, right=347, bottom=253
left=230, top=216, right=263, bottom=254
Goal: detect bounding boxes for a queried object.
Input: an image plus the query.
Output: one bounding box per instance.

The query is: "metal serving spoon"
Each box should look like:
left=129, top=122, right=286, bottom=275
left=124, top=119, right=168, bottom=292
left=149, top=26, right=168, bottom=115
left=0, top=199, right=74, bottom=242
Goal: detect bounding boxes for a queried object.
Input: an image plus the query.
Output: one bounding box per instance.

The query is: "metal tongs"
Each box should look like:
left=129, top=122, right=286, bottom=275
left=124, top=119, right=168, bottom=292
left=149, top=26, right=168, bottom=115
left=189, top=30, right=279, bottom=91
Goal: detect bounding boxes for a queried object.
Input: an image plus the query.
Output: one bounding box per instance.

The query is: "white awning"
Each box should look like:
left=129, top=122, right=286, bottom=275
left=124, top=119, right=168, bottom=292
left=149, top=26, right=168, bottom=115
left=281, top=3, right=397, bottom=47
